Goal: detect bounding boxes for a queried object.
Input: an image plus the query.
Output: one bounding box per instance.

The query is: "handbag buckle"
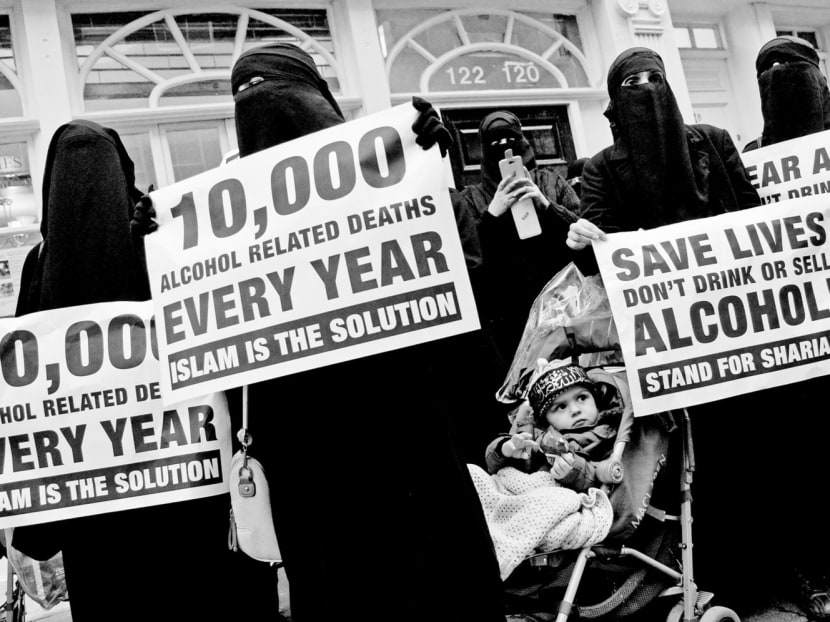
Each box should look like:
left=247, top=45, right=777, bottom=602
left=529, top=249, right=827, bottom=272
left=238, top=466, right=256, bottom=497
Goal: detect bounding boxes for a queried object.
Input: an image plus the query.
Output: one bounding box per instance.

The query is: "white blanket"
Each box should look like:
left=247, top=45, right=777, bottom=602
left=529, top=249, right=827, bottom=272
left=468, top=465, right=614, bottom=580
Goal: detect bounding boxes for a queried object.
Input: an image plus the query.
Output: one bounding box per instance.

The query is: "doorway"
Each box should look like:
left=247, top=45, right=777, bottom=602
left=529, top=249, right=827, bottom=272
left=441, top=105, right=576, bottom=190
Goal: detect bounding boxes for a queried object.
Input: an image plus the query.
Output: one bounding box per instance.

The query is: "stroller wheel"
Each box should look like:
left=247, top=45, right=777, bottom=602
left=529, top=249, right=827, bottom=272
left=699, top=605, right=740, bottom=622
left=666, top=603, right=740, bottom=622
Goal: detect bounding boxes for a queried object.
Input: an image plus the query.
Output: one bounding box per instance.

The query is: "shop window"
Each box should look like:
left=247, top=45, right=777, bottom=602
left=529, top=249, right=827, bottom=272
left=0, top=142, right=36, bottom=227
left=72, top=8, right=339, bottom=111
left=674, top=24, right=722, bottom=50
left=377, top=9, right=592, bottom=94
left=0, top=141, right=39, bottom=317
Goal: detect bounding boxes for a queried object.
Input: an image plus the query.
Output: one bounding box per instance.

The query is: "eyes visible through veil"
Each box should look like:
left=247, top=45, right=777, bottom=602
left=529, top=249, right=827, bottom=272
left=621, top=70, right=665, bottom=87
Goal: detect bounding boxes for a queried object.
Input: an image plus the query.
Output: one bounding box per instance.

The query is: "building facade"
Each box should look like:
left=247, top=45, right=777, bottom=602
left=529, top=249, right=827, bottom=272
left=0, top=0, right=826, bottom=313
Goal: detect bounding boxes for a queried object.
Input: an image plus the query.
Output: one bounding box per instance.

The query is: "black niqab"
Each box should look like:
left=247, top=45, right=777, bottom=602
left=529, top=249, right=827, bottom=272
left=12, top=121, right=254, bottom=622
left=755, top=37, right=830, bottom=146
left=17, top=120, right=148, bottom=315
left=605, top=47, right=739, bottom=227
left=231, top=43, right=345, bottom=157
left=478, top=110, right=536, bottom=196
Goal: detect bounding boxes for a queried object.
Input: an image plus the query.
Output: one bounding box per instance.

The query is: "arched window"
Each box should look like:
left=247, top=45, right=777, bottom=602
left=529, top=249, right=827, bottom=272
left=378, top=9, right=597, bottom=94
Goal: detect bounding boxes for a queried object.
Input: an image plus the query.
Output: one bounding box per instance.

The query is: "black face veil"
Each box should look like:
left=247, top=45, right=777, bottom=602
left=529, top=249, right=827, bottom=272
left=18, top=120, right=149, bottom=315
left=231, top=43, right=345, bottom=157
left=477, top=111, right=536, bottom=197
left=605, top=47, right=723, bottom=227
left=756, top=36, right=830, bottom=146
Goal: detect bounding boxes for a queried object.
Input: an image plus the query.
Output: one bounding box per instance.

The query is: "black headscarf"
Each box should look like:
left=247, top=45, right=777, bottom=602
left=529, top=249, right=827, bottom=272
left=231, top=43, right=345, bottom=157
left=755, top=36, right=830, bottom=146
left=605, top=47, right=738, bottom=227
left=16, top=120, right=149, bottom=315
left=477, top=111, right=536, bottom=197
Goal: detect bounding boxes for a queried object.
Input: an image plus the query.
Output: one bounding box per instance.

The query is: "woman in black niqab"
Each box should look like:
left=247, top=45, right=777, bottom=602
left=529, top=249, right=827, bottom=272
left=12, top=120, right=256, bottom=622
left=602, top=47, right=740, bottom=227
left=747, top=35, right=830, bottom=149
left=230, top=43, right=505, bottom=622
left=456, top=110, right=581, bottom=376
left=568, top=47, right=759, bottom=250
left=232, top=42, right=346, bottom=156
left=16, top=120, right=149, bottom=315
left=741, top=36, right=830, bottom=620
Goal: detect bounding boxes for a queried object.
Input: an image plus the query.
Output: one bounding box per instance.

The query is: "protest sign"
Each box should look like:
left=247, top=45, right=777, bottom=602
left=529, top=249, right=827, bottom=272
left=144, top=103, right=479, bottom=404
left=593, top=194, right=830, bottom=417
left=742, top=128, right=830, bottom=203
left=0, top=300, right=231, bottom=529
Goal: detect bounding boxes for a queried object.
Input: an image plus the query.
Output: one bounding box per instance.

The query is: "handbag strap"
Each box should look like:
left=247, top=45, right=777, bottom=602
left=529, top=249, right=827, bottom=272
left=237, top=384, right=252, bottom=450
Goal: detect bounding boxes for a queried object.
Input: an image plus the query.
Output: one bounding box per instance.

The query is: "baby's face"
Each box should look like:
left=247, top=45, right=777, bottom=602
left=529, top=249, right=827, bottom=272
left=545, top=386, right=599, bottom=432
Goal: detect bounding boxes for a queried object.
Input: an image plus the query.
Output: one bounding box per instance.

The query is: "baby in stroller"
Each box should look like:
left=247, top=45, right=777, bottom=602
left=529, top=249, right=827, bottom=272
left=476, top=263, right=740, bottom=622
left=487, top=359, right=628, bottom=495
left=485, top=358, right=671, bottom=546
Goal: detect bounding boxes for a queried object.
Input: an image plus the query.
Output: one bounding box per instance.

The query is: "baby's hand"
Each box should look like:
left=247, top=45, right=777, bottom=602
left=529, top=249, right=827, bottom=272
left=549, top=452, right=575, bottom=479
left=502, top=432, right=539, bottom=460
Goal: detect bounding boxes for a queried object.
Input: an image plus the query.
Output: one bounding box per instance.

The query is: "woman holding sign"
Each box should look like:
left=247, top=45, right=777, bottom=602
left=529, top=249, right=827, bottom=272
left=230, top=42, right=504, bottom=622
left=741, top=35, right=830, bottom=619
left=12, top=120, right=279, bottom=621
left=135, top=43, right=506, bottom=621
left=562, top=47, right=765, bottom=614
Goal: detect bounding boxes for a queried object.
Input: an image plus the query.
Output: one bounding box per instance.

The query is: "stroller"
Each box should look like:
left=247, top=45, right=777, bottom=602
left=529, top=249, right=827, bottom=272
left=491, top=263, right=740, bottom=622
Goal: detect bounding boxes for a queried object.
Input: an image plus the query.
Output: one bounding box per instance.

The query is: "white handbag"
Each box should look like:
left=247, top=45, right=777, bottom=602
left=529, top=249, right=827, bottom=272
left=228, top=386, right=282, bottom=564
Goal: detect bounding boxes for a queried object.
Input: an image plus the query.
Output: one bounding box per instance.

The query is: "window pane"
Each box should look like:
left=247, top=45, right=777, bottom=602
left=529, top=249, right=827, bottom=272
left=0, top=15, right=22, bottom=117
left=692, top=28, right=719, bottom=49
left=120, top=132, right=156, bottom=192
left=166, top=126, right=222, bottom=182
left=796, top=31, right=819, bottom=49
left=674, top=27, right=692, bottom=48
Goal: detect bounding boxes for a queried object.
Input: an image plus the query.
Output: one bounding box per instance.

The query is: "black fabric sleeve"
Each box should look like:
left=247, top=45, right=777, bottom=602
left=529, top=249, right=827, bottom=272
left=577, top=154, right=620, bottom=234
left=716, top=128, right=763, bottom=209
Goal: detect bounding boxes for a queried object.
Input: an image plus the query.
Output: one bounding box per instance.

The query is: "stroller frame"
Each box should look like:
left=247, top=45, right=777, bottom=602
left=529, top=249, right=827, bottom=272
left=523, top=408, right=737, bottom=622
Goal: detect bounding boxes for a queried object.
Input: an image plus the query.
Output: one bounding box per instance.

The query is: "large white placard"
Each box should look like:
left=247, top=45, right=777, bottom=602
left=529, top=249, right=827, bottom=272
left=145, top=104, right=479, bottom=403
left=0, top=300, right=231, bottom=528
left=742, top=128, right=830, bottom=203
left=593, top=194, right=830, bottom=417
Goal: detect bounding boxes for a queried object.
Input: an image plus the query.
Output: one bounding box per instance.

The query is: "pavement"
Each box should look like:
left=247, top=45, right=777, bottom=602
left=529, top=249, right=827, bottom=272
left=0, top=560, right=815, bottom=622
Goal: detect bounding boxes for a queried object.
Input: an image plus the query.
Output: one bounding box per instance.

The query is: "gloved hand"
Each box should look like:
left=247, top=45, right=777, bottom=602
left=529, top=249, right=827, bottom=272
left=131, top=185, right=158, bottom=236
left=411, top=96, right=452, bottom=157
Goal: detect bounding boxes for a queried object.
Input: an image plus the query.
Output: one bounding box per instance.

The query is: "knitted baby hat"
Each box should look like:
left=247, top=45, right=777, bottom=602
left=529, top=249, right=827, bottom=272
left=527, top=360, right=596, bottom=427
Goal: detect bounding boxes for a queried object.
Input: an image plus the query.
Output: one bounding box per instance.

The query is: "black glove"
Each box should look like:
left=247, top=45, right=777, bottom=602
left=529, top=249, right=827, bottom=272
left=411, top=96, right=452, bottom=157
left=130, top=184, right=158, bottom=237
